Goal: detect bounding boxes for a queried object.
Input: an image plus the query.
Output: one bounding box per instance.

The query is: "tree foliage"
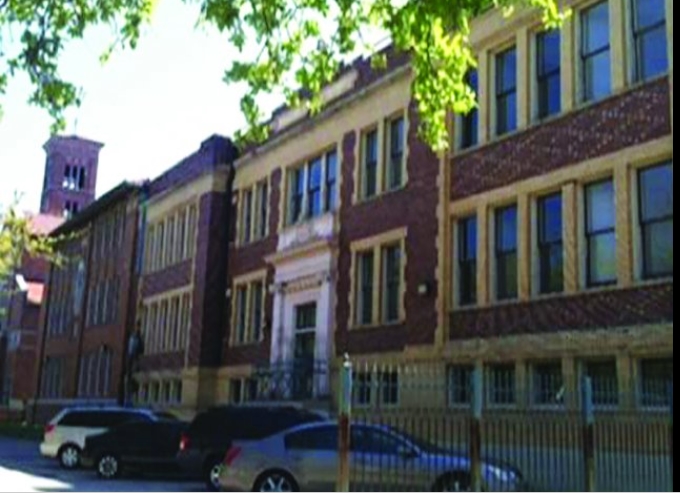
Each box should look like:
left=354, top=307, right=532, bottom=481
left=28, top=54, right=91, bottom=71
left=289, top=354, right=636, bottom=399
left=0, top=0, right=568, bottom=149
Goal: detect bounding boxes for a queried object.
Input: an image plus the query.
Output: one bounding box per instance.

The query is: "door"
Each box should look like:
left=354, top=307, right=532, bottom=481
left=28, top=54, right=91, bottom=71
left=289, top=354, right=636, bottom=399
left=293, top=303, right=316, bottom=400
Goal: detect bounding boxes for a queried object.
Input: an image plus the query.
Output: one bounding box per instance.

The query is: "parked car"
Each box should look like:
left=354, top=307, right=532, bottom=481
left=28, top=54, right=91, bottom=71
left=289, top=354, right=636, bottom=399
left=82, top=419, right=188, bottom=479
left=218, top=421, right=527, bottom=492
left=40, top=407, right=162, bottom=469
left=177, top=405, right=325, bottom=491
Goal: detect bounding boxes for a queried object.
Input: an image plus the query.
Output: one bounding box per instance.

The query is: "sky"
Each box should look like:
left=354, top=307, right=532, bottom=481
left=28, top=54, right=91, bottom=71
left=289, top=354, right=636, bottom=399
left=0, top=0, right=282, bottom=213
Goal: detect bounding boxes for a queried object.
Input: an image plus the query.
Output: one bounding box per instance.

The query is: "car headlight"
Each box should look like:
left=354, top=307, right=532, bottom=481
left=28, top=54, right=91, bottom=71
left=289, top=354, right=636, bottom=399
left=484, top=465, right=518, bottom=483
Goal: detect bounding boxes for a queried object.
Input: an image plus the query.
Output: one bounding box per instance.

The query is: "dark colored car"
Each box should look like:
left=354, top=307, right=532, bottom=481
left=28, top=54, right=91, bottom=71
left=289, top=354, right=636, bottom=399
left=177, top=405, right=325, bottom=491
left=82, top=419, right=188, bottom=479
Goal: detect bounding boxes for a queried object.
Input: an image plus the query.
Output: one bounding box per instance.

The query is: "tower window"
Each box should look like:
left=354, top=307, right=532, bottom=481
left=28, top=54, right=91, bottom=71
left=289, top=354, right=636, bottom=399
left=63, top=166, right=71, bottom=189
left=78, top=168, right=86, bottom=190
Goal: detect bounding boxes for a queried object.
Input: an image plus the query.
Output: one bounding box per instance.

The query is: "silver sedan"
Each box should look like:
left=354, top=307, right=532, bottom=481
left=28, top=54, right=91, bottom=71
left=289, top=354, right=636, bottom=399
left=218, top=421, right=526, bottom=492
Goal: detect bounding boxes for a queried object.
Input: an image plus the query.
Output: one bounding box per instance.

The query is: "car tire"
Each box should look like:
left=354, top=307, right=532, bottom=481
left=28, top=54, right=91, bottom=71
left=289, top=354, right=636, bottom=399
left=204, top=457, right=223, bottom=492
left=96, top=454, right=121, bottom=479
left=253, top=470, right=299, bottom=492
left=433, top=472, right=474, bottom=492
left=58, top=444, right=81, bottom=469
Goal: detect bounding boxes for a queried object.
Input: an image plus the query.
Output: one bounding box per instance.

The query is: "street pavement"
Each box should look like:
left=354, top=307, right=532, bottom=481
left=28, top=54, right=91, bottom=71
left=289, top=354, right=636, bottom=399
left=0, top=437, right=205, bottom=492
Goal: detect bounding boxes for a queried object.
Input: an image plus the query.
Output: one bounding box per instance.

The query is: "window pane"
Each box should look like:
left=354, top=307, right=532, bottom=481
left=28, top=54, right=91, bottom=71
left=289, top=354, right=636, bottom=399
left=497, top=252, right=518, bottom=300
left=379, top=372, right=399, bottom=405
left=539, top=194, right=564, bottom=294
left=251, top=282, right=264, bottom=341
left=358, top=252, right=374, bottom=325
left=496, top=48, right=517, bottom=135
left=458, top=216, right=477, bottom=306
left=236, top=287, right=247, bottom=342
left=637, top=27, right=668, bottom=80
left=538, top=30, right=561, bottom=77
left=634, top=0, right=665, bottom=29
left=364, top=130, right=378, bottom=198
left=308, top=158, right=322, bottom=218
left=382, top=245, right=401, bottom=323
left=583, top=2, right=610, bottom=52
left=539, top=74, right=561, bottom=118
left=354, top=373, right=372, bottom=406
left=640, top=164, right=673, bottom=221
left=488, top=364, right=516, bottom=405
left=387, top=117, right=404, bottom=190
left=540, top=245, right=564, bottom=294
left=588, top=231, right=617, bottom=284
left=461, top=70, right=479, bottom=149
left=325, top=151, right=337, bottom=211
left=291, top=168, right=305, bottom=222
left=258, top=183, right=268, bottom=238
left=643, top=220, right=673, bottom=277
left=295, top=303, right=317, bottom=330
left=242, top=190, right=252, bottom=243
left=586, top=180, right=615, bottom=232
left=496, top=206, right=518, bottom=252
left=533, top=362, right=564, bottom=406
left=584, top=360, right=618, bottom=406
left=584, top=51, right=611, bottom=101
left=640, top=358, right=673, bottom=407
left=448, top=365, right=473, bottom=405
left=539, top=194, right=563, bottom=243
left=497, top=48, right=517, bottom=92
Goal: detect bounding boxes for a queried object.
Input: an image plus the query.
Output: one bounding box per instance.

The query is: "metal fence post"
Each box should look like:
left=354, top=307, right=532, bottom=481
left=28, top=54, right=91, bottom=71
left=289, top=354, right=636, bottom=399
left=470, top=367, right=483, bottom=492
left=337, top=354, right=353, bottom=492
left=669, top=382, right=673, bottom=491
left=581, top=376, right=596, bottom=492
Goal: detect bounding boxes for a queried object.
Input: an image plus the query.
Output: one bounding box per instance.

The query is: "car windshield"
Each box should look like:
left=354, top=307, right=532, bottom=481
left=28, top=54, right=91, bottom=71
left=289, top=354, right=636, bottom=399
left=384, top=427, right=451, bottom=454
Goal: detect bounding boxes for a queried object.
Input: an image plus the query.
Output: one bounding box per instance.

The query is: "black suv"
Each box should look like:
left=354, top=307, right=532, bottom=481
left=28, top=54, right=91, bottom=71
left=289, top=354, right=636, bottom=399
left=177, top=405, right=325, bottom=490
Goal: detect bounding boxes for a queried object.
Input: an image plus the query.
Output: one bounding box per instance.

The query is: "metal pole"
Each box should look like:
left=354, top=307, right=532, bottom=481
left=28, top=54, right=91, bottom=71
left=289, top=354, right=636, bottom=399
left=581, top=376, right=596, bottom=492
left=669, top=382, right=673, bottom=491
left=337, top=354, right=352, bottom=493
left=470, top=367, right=483, bottom=492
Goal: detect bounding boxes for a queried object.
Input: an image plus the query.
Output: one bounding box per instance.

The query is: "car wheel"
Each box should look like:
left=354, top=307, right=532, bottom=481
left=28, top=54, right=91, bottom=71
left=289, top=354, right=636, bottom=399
left=58, top=445, right=81, bottom=469
left=433, top=472, right=473, bottom=492
left=204, top=457, right=223, bottom=492
left=254, top=471, right=299, bottom=492
left=96, top=454, right=121, bottom=479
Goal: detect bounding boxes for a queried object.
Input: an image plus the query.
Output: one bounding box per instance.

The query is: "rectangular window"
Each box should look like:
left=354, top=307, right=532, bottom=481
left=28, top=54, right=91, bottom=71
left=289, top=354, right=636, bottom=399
left=385, top=116, right=405, bottom=191
left=356, top=251, right=375, bottom=326
left=256, top=181, right=268, bottom=239
left=378, top=371, right=399, bottom=406
left=448, top=365, right=474, bottom=406
left=180, top=293, right=191, bottom=350
left=495, top=205, right=518, bottom=300
left=295, top=302, right=317, bottom=330
left=585, top=179, right=617, bottom=286
left=230, top=379, right=243, bottom=404
left=78, top=168, right=86, bottom=190
left=581, top=1, right=611, bottom=102
left=532, top=361, right=564, bottom=406
left=536, top=30, right=561, bottom=119
left=241, top=189, right=253, bottom=244
left=638, top=163, right=673, bottom=279
left=173, top=380, right=183, bottom=404
left=290, top=167, right=305, bottom=224
left=487, top=364, right=516, bottom=406
left=325, top=150, right=338, bottom=212
left=170, top=297, right=181, bottom=350
left=63, top=166, right=71, bottom=189
left=538, top=193, right=564, bottom=294
left=158, top=300, right=168, bottom=353
left=584, top=359, right=618, bottom=407
left=632, top=0, right=667, bottom=81
left=354, top=372, right=373, bottom=406
left=186, top=204, right=197, bottom=258
left=363, top=129, right=378, bottom=199
left=166, top=216, right=175, bottom=265
left=381, top=244, right=402, bottom=323
left=176, top=209, right=186, bottom=260
left=458, top=216, right=478, bottom=306
left=250, top=281, right=264, bottom=342
left=639, top=358, right=673, bottom=408
left=307, top=157, right=323, bottom=218
left=461, top=70, right=479, bottom=149
left=147, top=304, right=158, bottom=354
left=235, top=286, right=248, bottom=344
left=157, top=222, right=165, bottom=270
left=496, top=47, right=517, bottom=136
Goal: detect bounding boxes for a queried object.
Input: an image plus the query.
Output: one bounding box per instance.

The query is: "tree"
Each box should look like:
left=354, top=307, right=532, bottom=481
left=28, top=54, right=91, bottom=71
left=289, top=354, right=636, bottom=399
left=0, top=200, right=59, bottom=315
left=0, top=0, right=567, bottom=149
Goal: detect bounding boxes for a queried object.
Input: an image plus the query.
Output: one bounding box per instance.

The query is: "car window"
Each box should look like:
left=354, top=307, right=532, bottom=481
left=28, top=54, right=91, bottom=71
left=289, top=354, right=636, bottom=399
left=351, top=426, right=408, bottom=455
left=59, top=411, right=87, bottom=426
left=285, top=426, right=338, bottom=451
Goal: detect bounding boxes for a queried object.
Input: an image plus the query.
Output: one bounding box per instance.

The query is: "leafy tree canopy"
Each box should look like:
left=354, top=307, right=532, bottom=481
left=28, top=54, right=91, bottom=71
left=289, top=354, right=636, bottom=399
left=0, top=0, right=567, bottom=150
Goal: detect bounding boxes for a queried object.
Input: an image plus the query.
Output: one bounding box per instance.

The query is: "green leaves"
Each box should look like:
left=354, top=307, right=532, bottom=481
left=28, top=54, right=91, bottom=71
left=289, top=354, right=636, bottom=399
left=1, top=0, right=565, bottom=150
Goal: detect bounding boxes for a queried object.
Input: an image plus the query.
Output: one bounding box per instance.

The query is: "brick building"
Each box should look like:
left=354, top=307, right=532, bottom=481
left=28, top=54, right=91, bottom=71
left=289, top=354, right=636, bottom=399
left=133, top=135, right=238, bottom=417
left=441, top=0, right=673, bottom=412
left=32, top=182, right=144, bottom=423
left=1, top=134, right=101, bottom=417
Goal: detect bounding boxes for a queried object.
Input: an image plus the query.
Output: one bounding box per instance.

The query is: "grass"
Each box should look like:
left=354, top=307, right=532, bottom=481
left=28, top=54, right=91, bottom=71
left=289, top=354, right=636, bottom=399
left=0, top=421, right=43, bottom=441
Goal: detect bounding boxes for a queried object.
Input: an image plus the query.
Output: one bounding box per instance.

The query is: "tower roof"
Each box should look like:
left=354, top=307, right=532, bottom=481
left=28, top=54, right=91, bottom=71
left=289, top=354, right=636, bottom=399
left=43, top=134, right=105, bottom=153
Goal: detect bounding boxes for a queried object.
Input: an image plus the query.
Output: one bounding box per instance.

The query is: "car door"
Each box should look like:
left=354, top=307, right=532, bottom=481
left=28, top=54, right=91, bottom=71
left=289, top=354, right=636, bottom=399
left=350, top=425, right=419, bottom=492
left=283, top=425, right=338, bottom=492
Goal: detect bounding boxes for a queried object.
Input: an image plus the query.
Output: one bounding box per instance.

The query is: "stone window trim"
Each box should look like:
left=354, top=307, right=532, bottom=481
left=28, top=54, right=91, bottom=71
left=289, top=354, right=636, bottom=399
left=230, top=269, right=268, bottom=347
left=454, top=68, right=480, bottom=152
left=626, top=0, right=669, bottom=84
left=237, top=176, right=271, bottom=246
left=349, top=227, right=407, bottom=330
left=354, top=109, right=409, bottom=204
